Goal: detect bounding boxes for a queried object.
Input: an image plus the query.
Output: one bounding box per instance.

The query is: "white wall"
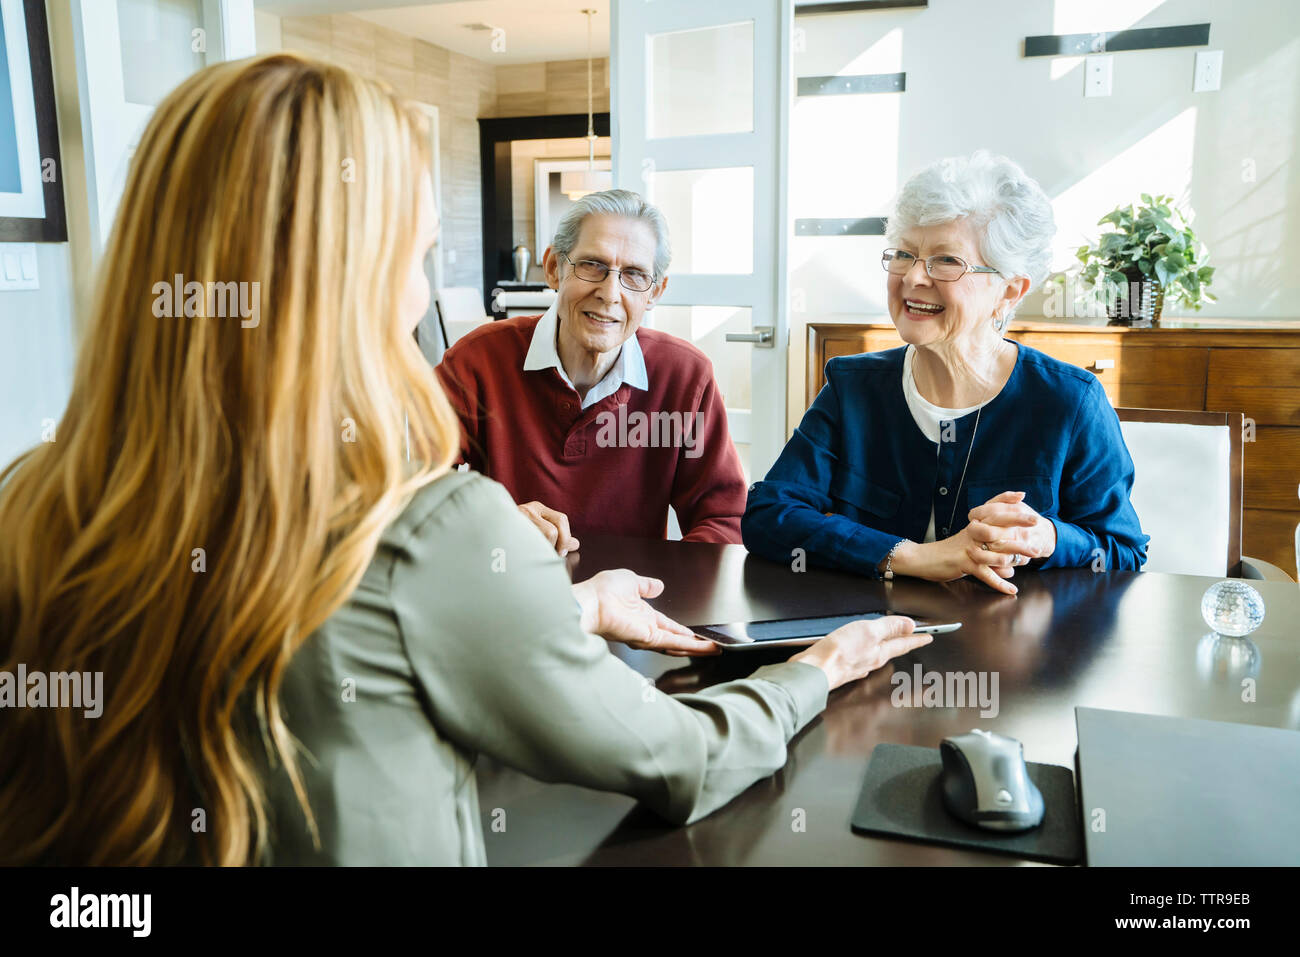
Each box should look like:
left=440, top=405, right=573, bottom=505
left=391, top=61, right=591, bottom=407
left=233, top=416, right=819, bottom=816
left=0, top=243, right=78, bottom=467
left=254, top=7, right=280, bottom=52
left=0, top=0, right=89, bottom=469
left=789, top=0, right=1300, bottom=426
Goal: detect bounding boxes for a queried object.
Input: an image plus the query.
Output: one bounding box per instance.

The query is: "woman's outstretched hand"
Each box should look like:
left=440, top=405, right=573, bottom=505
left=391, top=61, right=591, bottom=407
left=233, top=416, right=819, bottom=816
left=572, top=569, right=722, bottom=656
left=792, top=615, right=932, bottom=691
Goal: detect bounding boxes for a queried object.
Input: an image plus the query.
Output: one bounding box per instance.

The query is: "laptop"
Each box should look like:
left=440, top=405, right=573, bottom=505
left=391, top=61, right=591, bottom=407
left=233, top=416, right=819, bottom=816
left=1075, top=707, right=1300, bottom=866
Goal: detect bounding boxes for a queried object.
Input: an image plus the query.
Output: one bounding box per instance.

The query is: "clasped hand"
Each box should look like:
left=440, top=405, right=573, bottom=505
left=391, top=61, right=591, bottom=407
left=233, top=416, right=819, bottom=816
left=888, top=491, right=1056, bottom=596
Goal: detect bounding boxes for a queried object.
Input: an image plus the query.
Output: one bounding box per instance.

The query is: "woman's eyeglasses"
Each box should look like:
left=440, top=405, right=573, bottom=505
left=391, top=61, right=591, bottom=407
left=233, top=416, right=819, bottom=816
left=560, top=253, right=656, bottom=292
left=881, top=248, right=1001, bottom=282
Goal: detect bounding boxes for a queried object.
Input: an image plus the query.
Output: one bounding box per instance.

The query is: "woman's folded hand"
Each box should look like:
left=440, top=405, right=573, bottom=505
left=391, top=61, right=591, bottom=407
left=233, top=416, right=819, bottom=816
left=571, top=569, right=722, bottom=656
left=967, top=490, right=1057, bottom=567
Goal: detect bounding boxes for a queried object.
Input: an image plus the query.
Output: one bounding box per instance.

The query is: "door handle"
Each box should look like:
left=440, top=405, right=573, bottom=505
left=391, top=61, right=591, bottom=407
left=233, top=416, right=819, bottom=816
left=725, top=326, right=774, bottom=348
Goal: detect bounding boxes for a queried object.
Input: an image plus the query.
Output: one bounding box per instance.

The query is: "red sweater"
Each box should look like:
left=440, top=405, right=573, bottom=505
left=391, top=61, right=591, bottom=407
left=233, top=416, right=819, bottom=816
left=435, top=315, right=746, bottom=543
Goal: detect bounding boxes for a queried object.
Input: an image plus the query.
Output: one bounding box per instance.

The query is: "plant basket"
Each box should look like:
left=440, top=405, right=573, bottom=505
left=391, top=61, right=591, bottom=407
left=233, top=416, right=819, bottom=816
left=1107, top=277, right=1165, bottom=327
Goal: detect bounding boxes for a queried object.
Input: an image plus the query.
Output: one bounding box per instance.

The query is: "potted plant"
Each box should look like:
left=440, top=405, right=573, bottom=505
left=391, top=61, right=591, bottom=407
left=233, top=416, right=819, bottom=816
left=1072, top=193, right=1216, bottom=326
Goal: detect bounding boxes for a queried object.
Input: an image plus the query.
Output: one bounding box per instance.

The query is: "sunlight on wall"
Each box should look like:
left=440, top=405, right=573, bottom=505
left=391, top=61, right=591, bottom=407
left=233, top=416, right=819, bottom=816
left=1050, top=106, right=1197, bottom=270
left=1204, top=37, right=1300, bottom=315
left=788, top=27, right=901, bottom=318
left=1049, top=0, right=1169, bottom=80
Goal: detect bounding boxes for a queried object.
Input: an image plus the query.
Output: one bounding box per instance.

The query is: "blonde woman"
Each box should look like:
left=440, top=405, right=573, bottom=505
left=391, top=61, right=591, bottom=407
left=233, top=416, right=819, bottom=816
left=0, top=54, right=929, bottom=866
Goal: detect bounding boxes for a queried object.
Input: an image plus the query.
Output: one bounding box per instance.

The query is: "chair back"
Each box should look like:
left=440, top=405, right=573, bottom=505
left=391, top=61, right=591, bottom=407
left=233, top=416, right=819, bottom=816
left=1116, top=408, right=1242, bottom=577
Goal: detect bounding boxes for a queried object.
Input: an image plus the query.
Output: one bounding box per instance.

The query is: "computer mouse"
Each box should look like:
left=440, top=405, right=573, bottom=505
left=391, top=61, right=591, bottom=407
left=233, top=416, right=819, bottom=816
left=939, top=729, right=1045, bottom=832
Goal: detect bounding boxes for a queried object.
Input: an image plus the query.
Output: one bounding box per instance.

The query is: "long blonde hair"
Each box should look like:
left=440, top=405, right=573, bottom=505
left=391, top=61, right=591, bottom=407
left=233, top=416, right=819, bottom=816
left=0, top=53, right=458, bottom=865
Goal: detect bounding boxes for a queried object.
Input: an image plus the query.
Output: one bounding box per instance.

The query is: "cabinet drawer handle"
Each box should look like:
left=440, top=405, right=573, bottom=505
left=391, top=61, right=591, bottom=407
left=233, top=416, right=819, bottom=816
left=1090, top=358, right=1116, bottom=371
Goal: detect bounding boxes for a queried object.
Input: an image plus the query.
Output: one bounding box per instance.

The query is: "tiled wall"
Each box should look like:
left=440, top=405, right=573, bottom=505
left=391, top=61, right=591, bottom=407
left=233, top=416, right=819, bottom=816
left=280, top=14, right=495, bottom=292
left=495, top=59, right=610, bottom=118
left=275, top=13, right=612, bottom=295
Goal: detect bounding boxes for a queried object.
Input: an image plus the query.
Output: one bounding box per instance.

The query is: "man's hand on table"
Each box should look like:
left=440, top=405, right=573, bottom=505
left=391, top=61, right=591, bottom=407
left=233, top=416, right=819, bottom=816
left=518, top=500, right=580, bottom=556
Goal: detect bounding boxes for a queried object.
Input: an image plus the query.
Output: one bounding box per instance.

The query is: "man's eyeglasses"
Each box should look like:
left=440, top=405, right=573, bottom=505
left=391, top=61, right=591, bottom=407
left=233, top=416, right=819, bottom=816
left=560, top=253, right=656, bottom=293
left=881, top=248, right=1001, bottom=282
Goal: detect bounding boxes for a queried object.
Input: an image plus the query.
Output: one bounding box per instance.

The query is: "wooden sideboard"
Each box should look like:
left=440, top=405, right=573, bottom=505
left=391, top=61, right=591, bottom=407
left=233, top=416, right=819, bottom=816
left=806, top=320, right=1300, bottom=578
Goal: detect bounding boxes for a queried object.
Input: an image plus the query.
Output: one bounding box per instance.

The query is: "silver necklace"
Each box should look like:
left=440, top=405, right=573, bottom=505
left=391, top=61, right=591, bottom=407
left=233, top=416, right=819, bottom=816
left=913, top=343, right=1005, bottom=534
left=947, top=405, right=982, bottom=534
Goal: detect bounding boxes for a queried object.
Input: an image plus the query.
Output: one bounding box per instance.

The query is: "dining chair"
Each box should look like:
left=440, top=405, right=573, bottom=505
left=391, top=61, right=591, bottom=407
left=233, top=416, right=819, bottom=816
left=1116, top=408, right=1293, bottom=581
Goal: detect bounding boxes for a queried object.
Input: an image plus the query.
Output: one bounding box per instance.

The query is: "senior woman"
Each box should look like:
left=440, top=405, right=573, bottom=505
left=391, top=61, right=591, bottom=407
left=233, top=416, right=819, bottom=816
left=744, top=151, right=1148, bottom=594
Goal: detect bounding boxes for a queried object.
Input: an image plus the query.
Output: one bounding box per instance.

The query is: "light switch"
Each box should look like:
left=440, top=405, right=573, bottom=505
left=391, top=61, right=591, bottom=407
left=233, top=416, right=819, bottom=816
left=1194, top=50, right=1223, bottom=92
left=0, top=243, right=40, bottom=290
left=1085, top=55, right=1113, bottom=97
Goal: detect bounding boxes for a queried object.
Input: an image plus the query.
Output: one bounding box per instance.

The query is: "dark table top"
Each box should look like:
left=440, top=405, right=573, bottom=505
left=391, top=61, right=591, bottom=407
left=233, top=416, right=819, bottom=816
left=476, top=535, right=1300, bottom=865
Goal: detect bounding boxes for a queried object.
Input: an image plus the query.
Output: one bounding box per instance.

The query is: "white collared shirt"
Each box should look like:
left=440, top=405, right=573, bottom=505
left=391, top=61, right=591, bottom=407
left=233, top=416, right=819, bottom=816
left=521, top=299, right=649, bottom=409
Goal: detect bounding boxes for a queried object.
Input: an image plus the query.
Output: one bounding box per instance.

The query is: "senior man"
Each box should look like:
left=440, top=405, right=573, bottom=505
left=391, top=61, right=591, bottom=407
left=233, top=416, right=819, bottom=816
left=435, top=188, right=746, bottom=552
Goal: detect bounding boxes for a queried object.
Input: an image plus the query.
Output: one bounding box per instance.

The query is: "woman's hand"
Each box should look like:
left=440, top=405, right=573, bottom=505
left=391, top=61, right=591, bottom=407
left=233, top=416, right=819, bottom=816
left=791, top=615, right=932, bottom=691
left=966, top=490, right=1057, bottom=565
left=519, top=501, right=580, bottom=556
left=571, top=570, right=721, bottom=656
left=886, top=491, right=1055, bottom=596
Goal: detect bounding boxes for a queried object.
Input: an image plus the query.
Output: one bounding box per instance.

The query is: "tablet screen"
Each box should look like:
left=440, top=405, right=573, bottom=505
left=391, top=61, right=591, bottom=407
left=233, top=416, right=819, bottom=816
left=703, top=612, right=887, bottom=643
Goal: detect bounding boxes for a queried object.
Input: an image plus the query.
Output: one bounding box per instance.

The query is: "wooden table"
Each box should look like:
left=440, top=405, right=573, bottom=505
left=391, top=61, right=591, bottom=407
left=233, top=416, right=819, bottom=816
left=476, top=535, right=1300, bottom=866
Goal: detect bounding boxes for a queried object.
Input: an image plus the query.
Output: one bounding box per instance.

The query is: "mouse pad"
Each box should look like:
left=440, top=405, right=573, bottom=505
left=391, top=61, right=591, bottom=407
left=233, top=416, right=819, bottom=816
left=851, top=743, right=1082, bottom=865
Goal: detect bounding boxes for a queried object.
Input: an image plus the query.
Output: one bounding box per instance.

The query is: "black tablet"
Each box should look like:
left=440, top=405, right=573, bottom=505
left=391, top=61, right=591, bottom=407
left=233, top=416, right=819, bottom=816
left=693, top=612, right=961, bottom=649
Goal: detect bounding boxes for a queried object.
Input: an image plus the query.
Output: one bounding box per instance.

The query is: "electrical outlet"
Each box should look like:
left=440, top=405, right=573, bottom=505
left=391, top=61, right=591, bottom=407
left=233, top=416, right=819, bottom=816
left=1194, top=50, right=1223, bottom=92
left=1085, top=55, right=1113, bottom=97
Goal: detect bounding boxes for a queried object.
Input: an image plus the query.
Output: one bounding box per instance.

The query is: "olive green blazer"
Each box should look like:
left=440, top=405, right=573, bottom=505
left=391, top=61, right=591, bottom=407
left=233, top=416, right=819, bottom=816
left=256, top=470, right=827, bottom=865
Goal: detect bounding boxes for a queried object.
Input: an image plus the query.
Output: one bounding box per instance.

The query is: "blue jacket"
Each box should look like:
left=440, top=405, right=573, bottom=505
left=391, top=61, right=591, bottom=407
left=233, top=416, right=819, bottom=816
left=743, top=343, right=1149, bottom=578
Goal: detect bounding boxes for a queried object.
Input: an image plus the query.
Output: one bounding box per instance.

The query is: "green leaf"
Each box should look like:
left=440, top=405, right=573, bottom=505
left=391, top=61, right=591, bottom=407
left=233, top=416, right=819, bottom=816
left=1166, top=251, right=1188, bottom=271
left=1198, top=265, right=1215, bottom=281
left=1141, top=192, right=1153, bottom=205
left=1155, top=258, right=1171, bottom=285
left=1137, top=258, right=1152, bottom=276
left=1149, top=213, right=1177, bottom=237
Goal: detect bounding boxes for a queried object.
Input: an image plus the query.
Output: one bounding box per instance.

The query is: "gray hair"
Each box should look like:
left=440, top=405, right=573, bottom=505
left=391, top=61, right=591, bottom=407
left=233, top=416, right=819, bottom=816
left=885, top=151, right=1056, bottom=316
left=551, top=188, right=671, bottom=279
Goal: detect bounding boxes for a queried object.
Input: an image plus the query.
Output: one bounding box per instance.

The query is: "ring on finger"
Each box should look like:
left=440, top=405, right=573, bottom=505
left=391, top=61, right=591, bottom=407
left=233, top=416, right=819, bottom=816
left=980, top=542, right=991, bottom=551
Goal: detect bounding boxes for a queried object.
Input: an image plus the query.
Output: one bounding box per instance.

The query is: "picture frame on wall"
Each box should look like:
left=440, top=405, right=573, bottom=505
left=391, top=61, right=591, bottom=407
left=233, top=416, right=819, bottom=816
left=0, top=0, right=65, bottom=242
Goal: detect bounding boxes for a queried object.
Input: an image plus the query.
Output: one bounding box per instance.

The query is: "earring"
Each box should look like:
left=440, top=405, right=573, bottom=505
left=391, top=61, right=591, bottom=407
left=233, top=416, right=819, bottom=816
left=992, top=311, right=1009, bottom=333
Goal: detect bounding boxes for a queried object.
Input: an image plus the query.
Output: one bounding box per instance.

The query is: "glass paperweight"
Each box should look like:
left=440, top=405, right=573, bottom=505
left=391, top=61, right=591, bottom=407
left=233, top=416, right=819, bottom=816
left=1200, top=580, right=1266, bottom=637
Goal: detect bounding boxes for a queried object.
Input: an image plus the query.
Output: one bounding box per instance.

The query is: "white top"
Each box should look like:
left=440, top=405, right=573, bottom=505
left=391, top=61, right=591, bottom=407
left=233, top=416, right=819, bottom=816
left=901, top=345, right=993, bottom=543
left=522, top=300, right=649, bottom=409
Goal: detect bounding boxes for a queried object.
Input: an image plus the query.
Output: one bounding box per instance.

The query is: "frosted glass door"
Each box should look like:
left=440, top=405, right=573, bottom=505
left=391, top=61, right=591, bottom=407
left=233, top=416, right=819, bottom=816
left=613, top=0, right=792, bottom=482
